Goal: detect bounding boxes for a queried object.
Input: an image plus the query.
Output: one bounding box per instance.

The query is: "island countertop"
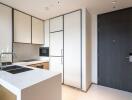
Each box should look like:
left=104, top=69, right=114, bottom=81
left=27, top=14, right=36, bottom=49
left=0, top=65, right=61, bottom=96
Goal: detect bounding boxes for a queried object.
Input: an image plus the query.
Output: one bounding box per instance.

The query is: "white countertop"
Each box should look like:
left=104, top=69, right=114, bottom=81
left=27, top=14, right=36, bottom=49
left=0, top=65, right=60, bottom=95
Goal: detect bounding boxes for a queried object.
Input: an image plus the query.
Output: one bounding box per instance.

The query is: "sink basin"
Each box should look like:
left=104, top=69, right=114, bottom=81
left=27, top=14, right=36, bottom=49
left=2, top=65, right=33, bottom=74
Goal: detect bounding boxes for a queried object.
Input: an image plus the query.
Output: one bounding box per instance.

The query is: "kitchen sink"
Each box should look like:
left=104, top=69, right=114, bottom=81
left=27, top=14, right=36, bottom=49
left=2, top=65, right=33, bottom=74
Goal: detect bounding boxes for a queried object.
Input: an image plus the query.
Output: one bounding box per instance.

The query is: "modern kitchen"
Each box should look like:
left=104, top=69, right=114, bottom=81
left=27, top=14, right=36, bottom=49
left=0, top=0, right=91, bottom=99
left=1, top=0, right=132, bottom=100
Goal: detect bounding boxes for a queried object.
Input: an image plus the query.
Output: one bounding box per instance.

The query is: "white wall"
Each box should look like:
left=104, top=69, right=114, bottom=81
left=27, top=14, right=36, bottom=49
left=82, top=8, right=92, bottom=91
left=85, top=9, right=92, bottom=89
left=91, top=14, right=98, bottom=84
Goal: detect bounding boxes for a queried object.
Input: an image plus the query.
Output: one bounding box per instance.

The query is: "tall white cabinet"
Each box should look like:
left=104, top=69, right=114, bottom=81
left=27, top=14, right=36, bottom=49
left=0, top=4, right=12, bottom=62
left=64, top=11, right=81, bottom=88
left=49, top=16, right=64, bottom=83
left=47, top=9, right=92, bottom=91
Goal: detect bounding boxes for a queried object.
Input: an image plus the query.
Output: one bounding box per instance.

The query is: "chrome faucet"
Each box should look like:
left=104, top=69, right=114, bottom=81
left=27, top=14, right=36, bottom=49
left=0, top=52, right=15, bottom=70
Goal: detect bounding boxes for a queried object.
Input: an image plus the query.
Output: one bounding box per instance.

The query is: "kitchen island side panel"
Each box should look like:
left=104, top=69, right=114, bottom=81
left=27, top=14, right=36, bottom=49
left=21, top=74, right=61, bottom=100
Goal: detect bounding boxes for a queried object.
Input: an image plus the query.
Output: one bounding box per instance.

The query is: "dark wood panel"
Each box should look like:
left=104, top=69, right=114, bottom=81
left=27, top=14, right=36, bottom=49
left=98, top=7, right=132, bottom=92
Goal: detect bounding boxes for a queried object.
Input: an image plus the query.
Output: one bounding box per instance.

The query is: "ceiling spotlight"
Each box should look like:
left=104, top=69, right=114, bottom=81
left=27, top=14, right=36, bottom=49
left=57, top=0, right=61, bottom=8
left=113, top=5, right=116, bottom=9
left=58, top=1, right=60, bottom=4
left=44, top=7, right=49, bottom=11
left=112, top=0, right=117, bottom=9
left=112, top=0, right=116, bottom=4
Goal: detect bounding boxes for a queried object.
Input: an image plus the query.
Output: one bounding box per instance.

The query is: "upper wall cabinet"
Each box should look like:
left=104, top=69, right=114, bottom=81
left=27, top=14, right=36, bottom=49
left=14, top=10, right=31, bottom=43
left=44, top=20, right=50, bottom=47
left=50, top=16, right=63, bottom=32
left=32, top=17, right=44, bottom=44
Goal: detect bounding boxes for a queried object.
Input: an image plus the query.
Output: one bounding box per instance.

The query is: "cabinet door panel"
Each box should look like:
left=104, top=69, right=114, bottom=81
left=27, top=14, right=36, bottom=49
left=50, top=57, right=63, bottom=83
left=32, top=17, right=44, bottom=44
left=0, top=85, right=16, bottom=100
left=0, top=4, right=12, bottom=62
left=44, top=20, right=50, bottom=47
left=50, top=16, right=63, bottom=32
left=14, top=10, right=31, bottom=43
left=50, top=31, right=63, bottom=56
left=64, top=11, right=81, bottom=88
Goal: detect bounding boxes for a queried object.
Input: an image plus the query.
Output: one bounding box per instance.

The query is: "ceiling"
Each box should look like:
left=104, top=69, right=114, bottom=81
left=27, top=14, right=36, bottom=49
left=0, top=0, right=132, bottom=20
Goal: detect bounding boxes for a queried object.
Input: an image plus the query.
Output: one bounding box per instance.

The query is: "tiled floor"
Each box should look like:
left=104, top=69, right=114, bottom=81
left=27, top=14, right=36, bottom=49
left=62, top=84, right=132, bottom=100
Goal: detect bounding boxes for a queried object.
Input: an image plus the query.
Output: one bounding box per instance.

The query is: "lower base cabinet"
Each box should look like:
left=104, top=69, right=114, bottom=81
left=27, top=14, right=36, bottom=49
left=49, top=57, right=63, bottom=83
left=28, top=62, right=49, bottom=70
left=0, top=85, right=16, bottom=100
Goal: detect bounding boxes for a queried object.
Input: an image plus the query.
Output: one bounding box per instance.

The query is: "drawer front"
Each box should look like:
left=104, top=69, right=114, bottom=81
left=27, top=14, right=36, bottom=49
left=42, top=62, right=49, bottom=69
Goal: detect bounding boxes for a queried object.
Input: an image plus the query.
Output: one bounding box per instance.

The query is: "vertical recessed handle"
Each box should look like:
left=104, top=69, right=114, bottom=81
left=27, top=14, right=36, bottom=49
left=61, top=49, right=63, bottom=56
left=61, top=57, right=63, bottom=64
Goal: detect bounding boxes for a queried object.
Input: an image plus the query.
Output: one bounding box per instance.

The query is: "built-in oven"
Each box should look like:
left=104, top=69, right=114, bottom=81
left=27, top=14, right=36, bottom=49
left=39, top=47, right=49, bottom=57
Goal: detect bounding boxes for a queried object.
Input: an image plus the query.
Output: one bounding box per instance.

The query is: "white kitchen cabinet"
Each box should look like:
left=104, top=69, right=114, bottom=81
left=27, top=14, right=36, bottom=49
left=50, top=16, right=63, bottom=32
left=50, top=31, right=63, bottom=56
left=48, top=9, right=91, bottom=91
left=0, top=4, right=12, bottom=62
left=32, top=17, right=44, bottom=44
left=44, top=20, right=50, bottom=47
left=14, top=10, right=31, bottom=43
left=49, top=17, right=64, bottom=83
left=64, top=10, right=81, bottom=88
left=50, top=57, right=63, bottom=83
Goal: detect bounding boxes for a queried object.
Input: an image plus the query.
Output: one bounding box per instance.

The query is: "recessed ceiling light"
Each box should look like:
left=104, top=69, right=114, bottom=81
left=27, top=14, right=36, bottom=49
left=112, top=0, right=117, bottom=9
left=57, top=0, right=61, bottom=8
left=58, top=1, right=60, bottom=4
left=44, top=7, right=49, bottom=11
left=112, top=1, right=116, bottom=4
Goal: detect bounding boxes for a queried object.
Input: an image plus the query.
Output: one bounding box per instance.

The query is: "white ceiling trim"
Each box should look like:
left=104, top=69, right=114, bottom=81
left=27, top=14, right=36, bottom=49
left=0, top=0, right=132, bottom=20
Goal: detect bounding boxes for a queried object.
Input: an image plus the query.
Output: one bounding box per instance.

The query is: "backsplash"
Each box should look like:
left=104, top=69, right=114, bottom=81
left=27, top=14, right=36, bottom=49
left=13, top=43, right=42, bottom=62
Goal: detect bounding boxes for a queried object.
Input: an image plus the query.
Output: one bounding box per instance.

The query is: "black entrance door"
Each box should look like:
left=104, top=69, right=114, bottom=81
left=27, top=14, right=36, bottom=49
left=98, top=8, right=132, bottom=92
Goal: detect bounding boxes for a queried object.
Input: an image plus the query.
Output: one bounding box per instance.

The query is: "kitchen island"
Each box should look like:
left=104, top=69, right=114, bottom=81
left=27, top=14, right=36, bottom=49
left=0, top=65, right=61, bottom=100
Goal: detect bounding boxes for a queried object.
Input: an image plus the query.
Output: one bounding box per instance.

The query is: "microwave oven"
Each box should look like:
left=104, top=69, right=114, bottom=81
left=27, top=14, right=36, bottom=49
left=39, top=47, right=49, bottom=57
